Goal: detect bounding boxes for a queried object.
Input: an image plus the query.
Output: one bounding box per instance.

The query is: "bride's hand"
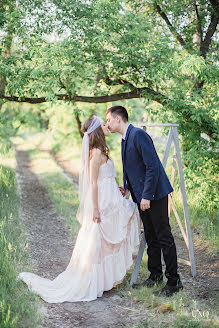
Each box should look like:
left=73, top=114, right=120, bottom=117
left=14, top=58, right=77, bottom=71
left=93, top=208, right=101, bottom=223
left=119, top=187, right=129, bottom=197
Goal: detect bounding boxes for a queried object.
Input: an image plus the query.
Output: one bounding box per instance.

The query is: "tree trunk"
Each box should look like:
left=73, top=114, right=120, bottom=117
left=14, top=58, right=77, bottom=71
left=74, top=111, right=83, bottom=139
left=0, top=8, right=14, bottom=110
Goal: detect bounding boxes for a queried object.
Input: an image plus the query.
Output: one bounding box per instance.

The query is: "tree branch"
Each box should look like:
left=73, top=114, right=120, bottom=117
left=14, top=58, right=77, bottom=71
left=103, top=76, right=136, bottom=89
left=154, top=2, right=186, bottom=47
left=209, top=0, right=219, bottom=17
left=200, top=14, right=219, bottom=58
left=0, top=94, right=69, bottom=103
left=1, top=88, right=217, bottom=141
left=58, top=76, right=68, bottom=90
left=74, top=111, right=83, bottom=138
left=194, top=1, right=203, bottom=44
left=0, top=87, right=167, bottom=104
left=0, top=8, right=13, bottom=110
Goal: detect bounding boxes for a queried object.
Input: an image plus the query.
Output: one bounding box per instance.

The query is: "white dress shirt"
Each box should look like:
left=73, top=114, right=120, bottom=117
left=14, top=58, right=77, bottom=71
left=122, top=124, right=130, bottom=140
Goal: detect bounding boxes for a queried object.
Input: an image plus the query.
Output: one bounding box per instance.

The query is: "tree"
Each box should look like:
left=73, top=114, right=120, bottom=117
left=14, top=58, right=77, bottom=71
left=0, top=0, right=218, bottom=138
left=0, top=0, right=218, bottom=207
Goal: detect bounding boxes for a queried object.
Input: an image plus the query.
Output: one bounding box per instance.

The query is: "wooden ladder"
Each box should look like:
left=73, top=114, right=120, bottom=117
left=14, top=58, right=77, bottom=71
left=130, top=123, right=196, bottom=286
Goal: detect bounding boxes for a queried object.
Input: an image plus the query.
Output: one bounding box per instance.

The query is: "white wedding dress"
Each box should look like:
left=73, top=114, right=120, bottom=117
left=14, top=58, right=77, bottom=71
left=18, top=158, right=140, bottom=303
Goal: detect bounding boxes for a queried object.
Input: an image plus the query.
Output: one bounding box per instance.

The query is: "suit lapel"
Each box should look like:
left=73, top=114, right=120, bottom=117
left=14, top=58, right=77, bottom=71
left=122, top=124, right=133, bottom=161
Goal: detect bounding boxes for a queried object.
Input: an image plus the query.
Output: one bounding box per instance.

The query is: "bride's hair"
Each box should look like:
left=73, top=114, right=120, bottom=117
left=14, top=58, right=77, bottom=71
left=81, top=116, right=109, bottom=159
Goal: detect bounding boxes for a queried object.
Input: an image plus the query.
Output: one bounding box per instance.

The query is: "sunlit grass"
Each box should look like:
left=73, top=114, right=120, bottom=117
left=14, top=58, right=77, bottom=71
left=26, top=145, right=80, bottom=240
left=0, top=149, right=16, bottom=169
left=171, top=189, right=219, bottom=252
left=119, top=256, right=218, bottom=328
left=0, top=155, right=43, bottom=328
left=40, top=172, right=80, bottom=239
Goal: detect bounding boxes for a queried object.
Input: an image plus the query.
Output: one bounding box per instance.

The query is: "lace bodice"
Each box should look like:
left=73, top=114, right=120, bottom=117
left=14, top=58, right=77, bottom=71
left=98, top=158, right=116, bottom=181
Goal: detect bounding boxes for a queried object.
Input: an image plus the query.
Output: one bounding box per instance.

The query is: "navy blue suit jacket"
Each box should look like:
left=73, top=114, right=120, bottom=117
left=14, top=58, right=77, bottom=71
left=122, top=124, right=173, bottom=202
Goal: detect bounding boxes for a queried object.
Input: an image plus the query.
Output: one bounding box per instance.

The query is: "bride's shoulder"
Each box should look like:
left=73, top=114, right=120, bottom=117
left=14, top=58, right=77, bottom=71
left=90, top=148, right=108, bottom=164
left=91, top=148, right=101, bottom=156
left=90, top=148, right=110, bottom=166
left=90, top=148, right=101, bottom=161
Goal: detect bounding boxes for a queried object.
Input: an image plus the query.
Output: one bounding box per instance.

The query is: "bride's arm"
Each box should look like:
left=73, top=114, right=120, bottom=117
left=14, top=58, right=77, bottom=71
left=90, top=148, right=102, bottom=223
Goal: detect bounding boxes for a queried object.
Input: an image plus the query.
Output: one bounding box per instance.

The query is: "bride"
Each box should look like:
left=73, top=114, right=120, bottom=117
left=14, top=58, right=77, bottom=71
left=18, top=115, right=140, bottom=303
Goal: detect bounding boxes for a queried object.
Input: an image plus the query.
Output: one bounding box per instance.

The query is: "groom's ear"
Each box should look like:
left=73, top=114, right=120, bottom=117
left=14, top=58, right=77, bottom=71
left=115, top=115, right=121, bottom=123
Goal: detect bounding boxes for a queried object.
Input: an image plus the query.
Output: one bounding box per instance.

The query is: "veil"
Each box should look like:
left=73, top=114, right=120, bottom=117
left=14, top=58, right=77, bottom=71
left=76, top=115, right=103, bottom=225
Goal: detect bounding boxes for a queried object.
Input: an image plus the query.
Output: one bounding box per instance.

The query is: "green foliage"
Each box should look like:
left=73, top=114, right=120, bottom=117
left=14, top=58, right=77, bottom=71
left=183, top=144, right=218, bottom=210
left=0, top=102, right=49, bottom=152
left=0, top=0, right=218, bottom=212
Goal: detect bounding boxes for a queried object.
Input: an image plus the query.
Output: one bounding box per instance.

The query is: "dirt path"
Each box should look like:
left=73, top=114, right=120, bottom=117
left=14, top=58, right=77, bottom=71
left=15, top=148, right=148, bottom=328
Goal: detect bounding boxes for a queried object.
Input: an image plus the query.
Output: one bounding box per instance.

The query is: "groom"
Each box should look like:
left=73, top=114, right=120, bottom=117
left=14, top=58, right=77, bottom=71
left=106, top=105, right=183, bottom=296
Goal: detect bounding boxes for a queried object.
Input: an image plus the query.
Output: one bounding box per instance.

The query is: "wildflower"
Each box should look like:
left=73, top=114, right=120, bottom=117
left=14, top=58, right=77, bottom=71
left=8, top=243, right=12, bottom=251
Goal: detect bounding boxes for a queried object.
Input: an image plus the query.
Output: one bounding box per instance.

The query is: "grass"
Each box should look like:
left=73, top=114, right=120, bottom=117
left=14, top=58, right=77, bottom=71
left=38, top=171, right=80, bottom=240
left=0, top=151, right=43, bottom=328
left=11, top=132, right=219, bottom=328
left=171, top=189, right=219, bottom=252
left=118, top=254, right=218, bottom=327
left=25, top=143, right=80, bottom=240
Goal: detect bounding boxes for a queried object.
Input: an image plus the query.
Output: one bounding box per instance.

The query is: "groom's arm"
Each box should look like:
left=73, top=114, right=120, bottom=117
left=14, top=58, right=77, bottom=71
left=134, top=129, right=159, bottom=201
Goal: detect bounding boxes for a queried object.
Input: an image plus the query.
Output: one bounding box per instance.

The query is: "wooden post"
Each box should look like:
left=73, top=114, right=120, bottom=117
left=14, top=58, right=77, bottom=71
left=130, top=232, right=146, bottom=286
left=172, top=127, right=196, bottom=277
left=162, top=128, right=173, bottom=169
left=169, top=149, right=177, bottom=217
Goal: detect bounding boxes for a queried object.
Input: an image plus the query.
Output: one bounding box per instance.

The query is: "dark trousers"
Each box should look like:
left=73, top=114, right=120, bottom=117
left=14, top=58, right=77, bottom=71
left=128, top=184, right=179, bottom=285
left=139, top=196, right=179, bottom=285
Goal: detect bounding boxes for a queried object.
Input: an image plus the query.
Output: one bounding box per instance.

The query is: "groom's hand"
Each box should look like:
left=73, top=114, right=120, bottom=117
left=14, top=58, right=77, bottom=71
left=140, top=199, right=150, bottom=211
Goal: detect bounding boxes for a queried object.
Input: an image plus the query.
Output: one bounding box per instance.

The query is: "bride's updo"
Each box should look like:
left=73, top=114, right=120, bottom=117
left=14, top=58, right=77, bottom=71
left=81, top=116, right=109, bottom=159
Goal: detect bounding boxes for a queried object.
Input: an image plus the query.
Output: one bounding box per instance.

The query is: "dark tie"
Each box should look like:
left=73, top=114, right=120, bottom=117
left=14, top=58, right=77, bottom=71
left=121, top=138, right=125, bottom=161
left=121, top=139, right=127, bottom=189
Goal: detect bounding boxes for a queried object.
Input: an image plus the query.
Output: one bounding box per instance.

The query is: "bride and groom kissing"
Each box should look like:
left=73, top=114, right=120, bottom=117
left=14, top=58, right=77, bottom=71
left=19, top=105, right=183, bottom=303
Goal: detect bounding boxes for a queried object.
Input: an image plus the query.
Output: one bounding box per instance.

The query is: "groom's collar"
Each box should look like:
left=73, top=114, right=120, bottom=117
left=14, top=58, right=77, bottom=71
left=122, top=124, right=130, bottom=140
left=123, top=123, right=133, bottom=140
left=122, top=123, right=131, bottom=140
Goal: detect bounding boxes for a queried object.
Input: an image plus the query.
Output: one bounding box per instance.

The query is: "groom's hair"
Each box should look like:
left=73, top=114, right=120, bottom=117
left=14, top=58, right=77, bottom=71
left=106, top=106, right=128, bottom=122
